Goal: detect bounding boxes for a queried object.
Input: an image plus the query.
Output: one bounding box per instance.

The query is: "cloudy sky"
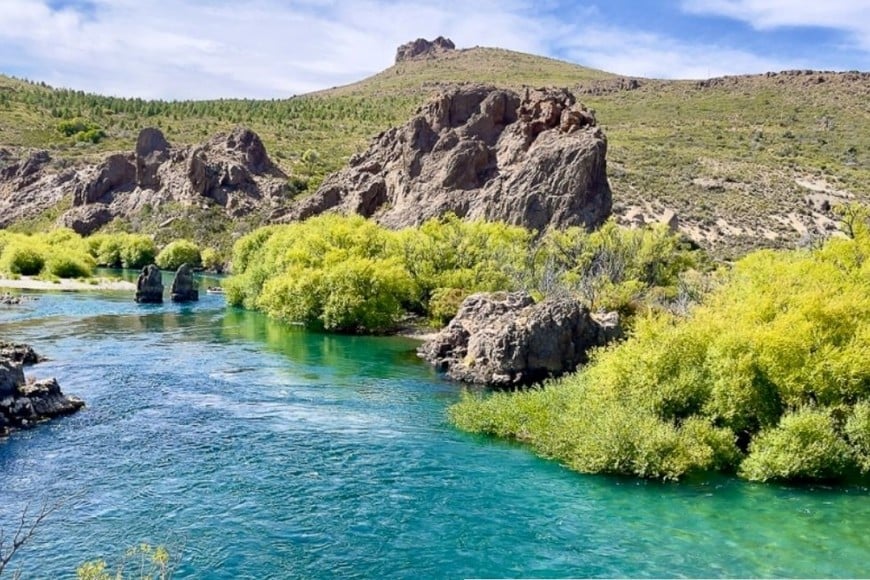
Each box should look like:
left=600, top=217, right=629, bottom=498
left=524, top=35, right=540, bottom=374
left=0, top=0, right=867, bottom=99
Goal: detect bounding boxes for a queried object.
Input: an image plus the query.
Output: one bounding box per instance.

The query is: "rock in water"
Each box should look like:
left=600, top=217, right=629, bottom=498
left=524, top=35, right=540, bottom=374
left=418, top=291, right=621, bottom=387
left=170, top=263, right=199, bottom=302
left=135, top=264, right=164, bottom=303
left=0, top=352, right=84, bottom=436
left=288, top=86, right=612, bottom=233
left=0, top=341, right=44, bottom=364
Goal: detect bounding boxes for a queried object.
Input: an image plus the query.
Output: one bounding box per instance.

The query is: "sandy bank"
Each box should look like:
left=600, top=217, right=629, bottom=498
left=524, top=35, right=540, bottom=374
left=0, top=276, right=135, bottom=292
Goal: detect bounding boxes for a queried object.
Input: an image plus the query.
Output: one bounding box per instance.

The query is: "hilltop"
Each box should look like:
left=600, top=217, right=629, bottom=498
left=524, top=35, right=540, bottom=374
left=0, top=42, right=867, bottom=258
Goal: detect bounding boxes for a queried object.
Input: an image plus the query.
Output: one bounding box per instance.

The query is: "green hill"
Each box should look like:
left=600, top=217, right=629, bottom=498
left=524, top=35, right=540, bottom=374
left=0, top=46, right=867, bottom=257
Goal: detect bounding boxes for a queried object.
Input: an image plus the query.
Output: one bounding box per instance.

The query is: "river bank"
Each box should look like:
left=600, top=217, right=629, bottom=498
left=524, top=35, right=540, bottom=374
left=0, top=276, right=135, bottom=292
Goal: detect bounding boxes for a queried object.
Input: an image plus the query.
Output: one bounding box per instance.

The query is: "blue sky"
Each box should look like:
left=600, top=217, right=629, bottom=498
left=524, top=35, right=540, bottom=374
left=0, top=0, right=867, bottom=99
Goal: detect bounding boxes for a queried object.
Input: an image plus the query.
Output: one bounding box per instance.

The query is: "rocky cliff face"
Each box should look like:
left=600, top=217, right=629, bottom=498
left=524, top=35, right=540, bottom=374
left=288, top=86, right=612, bottom=233
left=0, top=127, right=288, bottom=235
left=395, top=37, right=456, bottom=62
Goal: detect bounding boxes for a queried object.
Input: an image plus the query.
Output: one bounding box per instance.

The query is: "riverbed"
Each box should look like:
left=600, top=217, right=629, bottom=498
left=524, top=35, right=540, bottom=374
left=0, top=286, right=867, bottom=578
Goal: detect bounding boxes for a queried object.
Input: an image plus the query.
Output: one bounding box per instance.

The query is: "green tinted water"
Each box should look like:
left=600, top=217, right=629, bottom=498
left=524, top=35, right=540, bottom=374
left=0, top=288, right=867, bottom=577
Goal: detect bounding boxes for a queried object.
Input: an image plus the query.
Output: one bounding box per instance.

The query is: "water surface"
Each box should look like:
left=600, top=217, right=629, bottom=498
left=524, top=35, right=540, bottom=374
left=0, top=287, right=867, bottom=578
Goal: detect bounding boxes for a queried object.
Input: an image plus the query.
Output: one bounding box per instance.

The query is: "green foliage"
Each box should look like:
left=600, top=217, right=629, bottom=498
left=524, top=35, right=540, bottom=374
left=535, top=220, right=698, bottom=313
left=451, top=231, right=870, bottom=482
left=57, top=118, right=106, bottom=143
left=0, top=241, right=46, bottom=276
left=740, top=408, right=852, bottom=482
left=427, top=287, right=468, bottom=326
left=845, top=401, right=870, bottom=473
left=46, top=249, right=96, bottom=278
left=155, top=239, right=201, bottom=270
left=77, top=543, right=175, bottom=580
left=87, top=233, right=156, bottom=269
left=200, top=247, right=221, bottom=272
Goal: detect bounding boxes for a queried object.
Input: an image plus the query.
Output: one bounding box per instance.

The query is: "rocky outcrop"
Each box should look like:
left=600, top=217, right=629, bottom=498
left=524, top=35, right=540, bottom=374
left=288, top=86, right=611, bottom=233
left=135, top=264, right=164, bottom=303
left=418, top=291, right=620, bottom=387
left=395, top=37, right=456, bottom=62
left=170, top=263, right=199, bottom=302
left=0, top=347, right=84, bottom=436
left=0, top=341, right=44, bottom=364
left=0, top=126, right=288, bottom=235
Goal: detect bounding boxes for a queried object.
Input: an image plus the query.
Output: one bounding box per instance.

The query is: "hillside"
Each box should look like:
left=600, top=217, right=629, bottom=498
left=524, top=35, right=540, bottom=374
left=0, top=45, right=868, bottom=258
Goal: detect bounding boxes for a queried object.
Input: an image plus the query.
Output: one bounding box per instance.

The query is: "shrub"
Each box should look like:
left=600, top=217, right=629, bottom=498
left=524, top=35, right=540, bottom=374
left=46, top=250, right=95, bottom=278
left=0, top=242, right=46, bottom=276
left=740, top=408, right=853, bottom=482
left=845, top=401, right=870, bottom=473
left=155, top=239, right=201, bottom=270
left=450, top=230, right=870, bottom=482
left=200, top=247, right=223, bottom=272
left=120, top=235, right=156, bottom=269
left=427, top=287, right=468, bottom=326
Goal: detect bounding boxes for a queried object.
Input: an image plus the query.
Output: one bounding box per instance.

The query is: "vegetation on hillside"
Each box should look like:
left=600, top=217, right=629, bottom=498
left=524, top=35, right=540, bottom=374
left=450, top=208, right=870, bottom=482
left=2, top=50, right=866, bottom=258
left=225, top=214, right=699, bottom=333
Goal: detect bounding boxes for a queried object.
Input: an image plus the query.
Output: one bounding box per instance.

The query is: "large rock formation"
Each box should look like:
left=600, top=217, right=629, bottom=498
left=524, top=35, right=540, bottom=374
left=0, top=346, right=84, bottom=436
left=135, top=264, right=164, bottom=304
left=170, top=263, right=199, bottom=302
left=288, top=86, right=612, bottom=233
left=0, top=127, right=289, bottom=235
left=418, top=291, right=620, bottom=387
left=395, top=36, right=456, bottom=62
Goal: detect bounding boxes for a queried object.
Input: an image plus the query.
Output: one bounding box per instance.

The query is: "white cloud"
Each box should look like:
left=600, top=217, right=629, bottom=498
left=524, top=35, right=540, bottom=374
left=554, top=26, right=800, bottom=79
left=0, top=0, right=858, bottom=99
left=682, top=0, right=870, bottom=51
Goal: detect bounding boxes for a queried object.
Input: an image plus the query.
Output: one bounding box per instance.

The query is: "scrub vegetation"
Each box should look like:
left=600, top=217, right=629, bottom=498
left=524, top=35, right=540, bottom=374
left=450, top=208, right=870, bottom=482
left=225, top=214, right=699, bottom=333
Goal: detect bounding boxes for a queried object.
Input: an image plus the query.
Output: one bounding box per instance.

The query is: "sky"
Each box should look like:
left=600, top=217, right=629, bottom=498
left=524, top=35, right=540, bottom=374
left=0, top=0, right=867, bottom=100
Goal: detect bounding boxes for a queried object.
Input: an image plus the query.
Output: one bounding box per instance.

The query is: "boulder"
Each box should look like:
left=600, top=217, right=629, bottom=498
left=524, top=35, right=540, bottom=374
left=170, top=263, right=199, bottom=302
left=395, top=36, right=456, bottom=62
left=289, top=86, right=612, bottom=233
left=58, top=204, right=114, bottom=235
left=0, top=341, right=44, bottom=364
left=418, top=291, right=621, bottom=387
left=135, top=264, right=164, bottom=304
left=0, top=356, right=84, bottom=436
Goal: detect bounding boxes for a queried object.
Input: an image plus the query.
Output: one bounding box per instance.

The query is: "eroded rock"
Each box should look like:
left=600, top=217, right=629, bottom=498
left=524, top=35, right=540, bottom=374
left=135, top=264, right=164, bottom=304
left=0, top=350, right=84, bottom=436
left=289, top=86, right=611, bottom=233
left=395, top=36, right=456, bottom=62
left=170, top=263, right=199, bottom=302
left=419, top=291, right=621, bottom=387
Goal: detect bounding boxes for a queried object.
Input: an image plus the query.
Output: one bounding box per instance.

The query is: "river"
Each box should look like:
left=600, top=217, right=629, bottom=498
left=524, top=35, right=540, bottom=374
left=0, top=284, right=867, bottom=578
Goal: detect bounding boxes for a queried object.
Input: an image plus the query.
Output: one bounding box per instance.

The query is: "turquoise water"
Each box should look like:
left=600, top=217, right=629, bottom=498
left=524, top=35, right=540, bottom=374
left=0, top=286, right=867, bottom=578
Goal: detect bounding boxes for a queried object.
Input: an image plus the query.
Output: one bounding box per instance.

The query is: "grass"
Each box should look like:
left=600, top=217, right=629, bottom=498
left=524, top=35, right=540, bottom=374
left=1, top=48, right=867, bottom=258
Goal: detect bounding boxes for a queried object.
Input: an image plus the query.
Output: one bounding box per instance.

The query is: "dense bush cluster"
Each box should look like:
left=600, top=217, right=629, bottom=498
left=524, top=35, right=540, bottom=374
left=225, top=215, right=696, bottom=332
left=226, top=215, right=695, bottom=332
left=155, top=239, right=202, bottom=271
left=451, top=220, right=870, bottom=482
left=0, top=229, right=96, bottom=278
left=86, top=233, right=156, bottom=269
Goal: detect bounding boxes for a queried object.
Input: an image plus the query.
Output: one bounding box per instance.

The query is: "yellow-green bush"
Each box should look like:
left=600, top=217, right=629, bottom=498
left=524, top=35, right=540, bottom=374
left=451, top=224, right=870, bottom=482
left=155, top=239, right=201, bottom=270
left=0, top=229, right=100, bottom=278
left=0, top=241, right=46, bottom=276
left=87, top=233, right=156, bottom=269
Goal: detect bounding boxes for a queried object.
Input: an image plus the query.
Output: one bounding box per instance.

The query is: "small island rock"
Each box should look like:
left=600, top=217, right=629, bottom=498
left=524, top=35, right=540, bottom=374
left=419, top=291, right=621, bottom=387
left=135, top=264, right=164, bottom=303
left=0, top=351, right=84, bottom=436
left=170, top=263, right=199, bottom=302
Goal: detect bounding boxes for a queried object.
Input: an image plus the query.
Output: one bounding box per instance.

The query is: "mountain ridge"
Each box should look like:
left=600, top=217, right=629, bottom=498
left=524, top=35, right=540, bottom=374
left=0, top=42, right=867, bottom=258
